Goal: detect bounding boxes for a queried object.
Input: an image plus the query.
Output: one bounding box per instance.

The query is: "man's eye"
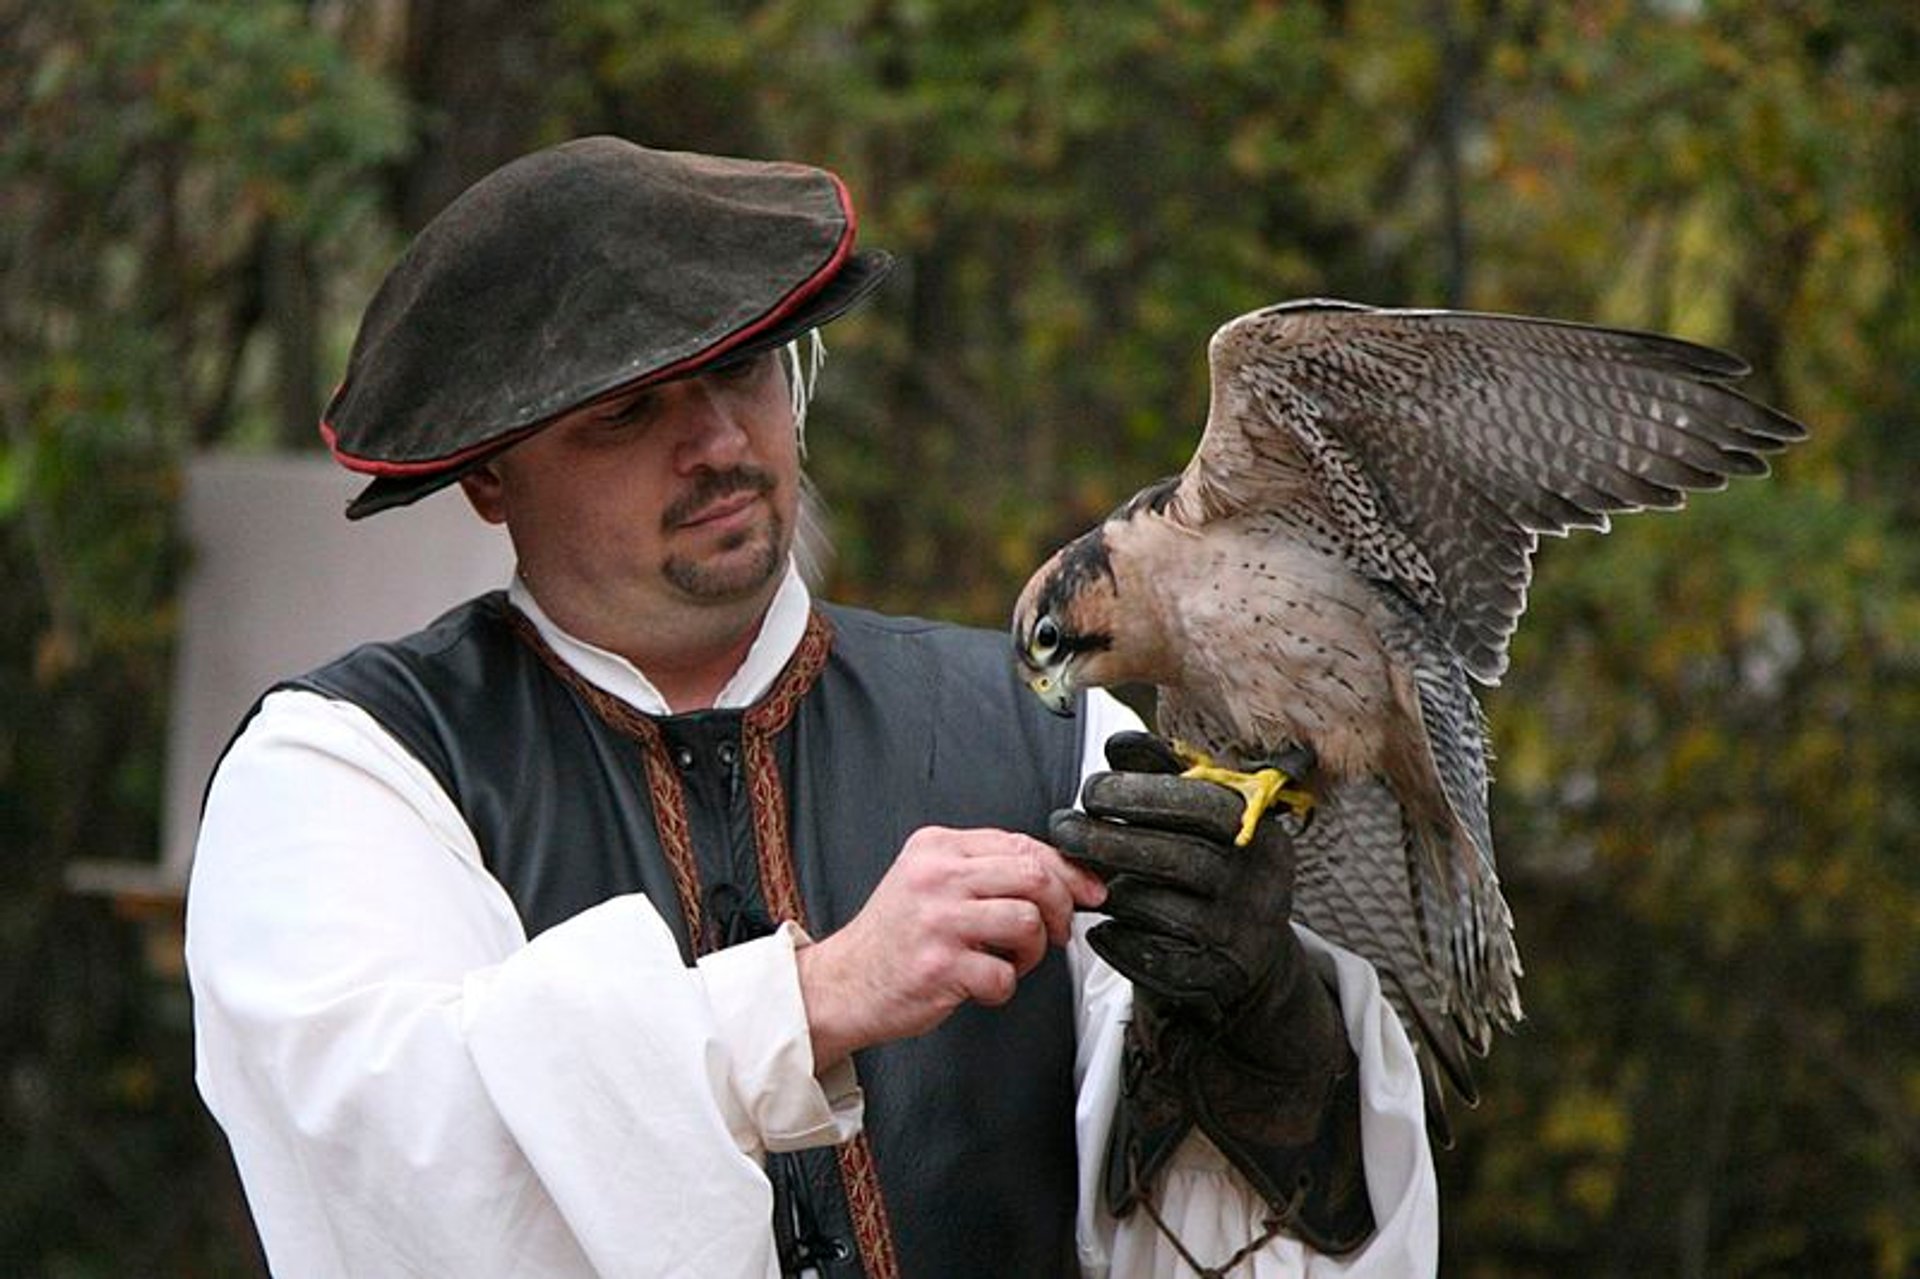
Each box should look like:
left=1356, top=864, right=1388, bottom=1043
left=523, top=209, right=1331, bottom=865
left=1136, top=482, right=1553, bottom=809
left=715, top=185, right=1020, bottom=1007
left=713, top=352, right=773, bottom=384
left=594, top=397, right=657, bottom=429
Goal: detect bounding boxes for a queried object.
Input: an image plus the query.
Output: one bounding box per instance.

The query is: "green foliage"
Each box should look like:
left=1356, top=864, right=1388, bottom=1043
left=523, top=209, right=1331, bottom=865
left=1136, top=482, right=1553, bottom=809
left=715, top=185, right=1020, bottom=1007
left=5, top=0, right=1919, bottom=1274
left=554, top=0, right=1479, bottom=616
left=2, top=3, right=407, bottom=1274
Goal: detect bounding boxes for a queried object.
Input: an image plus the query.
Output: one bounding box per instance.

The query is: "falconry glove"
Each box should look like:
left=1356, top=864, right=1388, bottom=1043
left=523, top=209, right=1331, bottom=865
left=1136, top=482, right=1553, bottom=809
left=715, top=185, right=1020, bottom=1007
left=1051, top=732, right=1374, bottom=1257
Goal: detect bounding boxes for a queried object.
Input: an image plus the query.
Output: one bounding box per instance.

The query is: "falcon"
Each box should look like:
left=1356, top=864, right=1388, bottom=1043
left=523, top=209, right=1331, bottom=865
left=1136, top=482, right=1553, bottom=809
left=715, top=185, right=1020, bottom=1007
left=1011, top=299, right=1806, bottom=1125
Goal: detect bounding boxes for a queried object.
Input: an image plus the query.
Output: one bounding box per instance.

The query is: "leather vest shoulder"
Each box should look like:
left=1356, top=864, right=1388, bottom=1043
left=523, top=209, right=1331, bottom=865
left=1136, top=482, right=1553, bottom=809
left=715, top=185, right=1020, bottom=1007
left=279, top=594, right=1089, bottom=1277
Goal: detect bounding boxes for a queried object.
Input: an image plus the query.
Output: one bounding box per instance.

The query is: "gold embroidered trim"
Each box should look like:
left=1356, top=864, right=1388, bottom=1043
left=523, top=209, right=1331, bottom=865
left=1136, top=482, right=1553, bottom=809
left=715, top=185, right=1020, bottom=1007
left=739, top=612, right=903, bottom=1279
left=835, top=1133, right=902, bottom=1279
left=740, top=609, right=832, bottom=940
left=510, top=603, right=901, bottom=1276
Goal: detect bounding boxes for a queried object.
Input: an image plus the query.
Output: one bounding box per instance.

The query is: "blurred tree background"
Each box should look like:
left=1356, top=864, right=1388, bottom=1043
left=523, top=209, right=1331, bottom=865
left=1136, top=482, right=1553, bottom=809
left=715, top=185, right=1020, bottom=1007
left=3, top=0, right=1916, bottom=1274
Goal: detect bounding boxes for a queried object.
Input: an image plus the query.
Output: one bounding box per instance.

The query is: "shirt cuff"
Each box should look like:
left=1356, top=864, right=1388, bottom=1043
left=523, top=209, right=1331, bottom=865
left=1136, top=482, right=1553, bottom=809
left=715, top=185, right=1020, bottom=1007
left=695, top=921, right=864, bottom=1153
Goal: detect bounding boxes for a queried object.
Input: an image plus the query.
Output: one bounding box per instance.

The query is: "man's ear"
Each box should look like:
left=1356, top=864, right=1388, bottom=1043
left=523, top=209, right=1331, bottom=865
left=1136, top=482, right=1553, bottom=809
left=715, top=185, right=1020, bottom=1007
left=458, top=463, right=509, bottom=525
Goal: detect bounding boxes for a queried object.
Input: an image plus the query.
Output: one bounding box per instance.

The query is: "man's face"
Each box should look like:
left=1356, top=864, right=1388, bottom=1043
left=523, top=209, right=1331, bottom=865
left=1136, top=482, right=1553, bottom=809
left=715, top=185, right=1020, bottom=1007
left=460, top=350, right=801, bottom=648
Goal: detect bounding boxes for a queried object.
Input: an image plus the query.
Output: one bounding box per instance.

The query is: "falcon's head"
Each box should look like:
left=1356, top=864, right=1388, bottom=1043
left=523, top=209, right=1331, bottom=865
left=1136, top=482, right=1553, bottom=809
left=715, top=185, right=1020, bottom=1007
left=1013, top=477, right=1183, bottom=715
left=1011, top=526, right=1119, bottom=717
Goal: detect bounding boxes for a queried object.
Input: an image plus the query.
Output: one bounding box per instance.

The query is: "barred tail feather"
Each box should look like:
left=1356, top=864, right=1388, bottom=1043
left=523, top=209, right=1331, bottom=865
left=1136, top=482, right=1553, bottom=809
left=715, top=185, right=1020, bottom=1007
left=1292, top=777, right=1479, bottom=1145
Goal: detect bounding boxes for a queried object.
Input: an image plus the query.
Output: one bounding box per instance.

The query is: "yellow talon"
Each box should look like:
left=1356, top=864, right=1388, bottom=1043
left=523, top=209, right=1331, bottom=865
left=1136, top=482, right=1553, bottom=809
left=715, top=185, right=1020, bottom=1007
left=1169, top=739, right=1211, bottom=768
left=1177, top=755, right=1316, bottom=846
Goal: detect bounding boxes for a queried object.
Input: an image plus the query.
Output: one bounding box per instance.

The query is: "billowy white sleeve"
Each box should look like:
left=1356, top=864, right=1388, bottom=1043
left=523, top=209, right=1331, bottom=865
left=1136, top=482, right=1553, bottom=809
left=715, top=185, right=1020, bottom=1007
left=1069, top=691, right=1440, bottom=1278
left=186, top=689, right=860, bottom=1279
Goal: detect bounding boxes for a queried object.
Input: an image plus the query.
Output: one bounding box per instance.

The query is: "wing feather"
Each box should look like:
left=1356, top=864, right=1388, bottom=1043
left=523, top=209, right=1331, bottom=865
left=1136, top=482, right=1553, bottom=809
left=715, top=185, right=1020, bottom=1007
left=1292, top=778, right=1480, bottom=1115
left=1170, top=300, right=1808, bottom=681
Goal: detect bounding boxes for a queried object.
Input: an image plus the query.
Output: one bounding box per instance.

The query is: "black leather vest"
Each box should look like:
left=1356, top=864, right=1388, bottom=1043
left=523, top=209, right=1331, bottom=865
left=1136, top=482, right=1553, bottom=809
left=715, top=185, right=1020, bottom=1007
left=281, top=594, right=1088, bottom=1278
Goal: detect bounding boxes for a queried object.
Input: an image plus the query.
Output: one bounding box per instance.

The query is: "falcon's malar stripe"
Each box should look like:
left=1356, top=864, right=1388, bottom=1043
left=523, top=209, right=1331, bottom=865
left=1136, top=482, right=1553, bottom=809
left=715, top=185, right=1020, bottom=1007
left=1055, top=632, right=1112, bottom=657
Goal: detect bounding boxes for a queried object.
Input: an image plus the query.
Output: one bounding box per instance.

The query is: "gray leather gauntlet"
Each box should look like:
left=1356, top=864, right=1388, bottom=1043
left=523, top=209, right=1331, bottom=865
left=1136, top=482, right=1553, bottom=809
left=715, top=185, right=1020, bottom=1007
left=1051, top=732, right=1375, bottom=1256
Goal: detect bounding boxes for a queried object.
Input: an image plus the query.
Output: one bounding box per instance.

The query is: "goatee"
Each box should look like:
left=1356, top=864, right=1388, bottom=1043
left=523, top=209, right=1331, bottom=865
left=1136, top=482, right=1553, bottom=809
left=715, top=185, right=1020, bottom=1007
left=662, top=466, right=787, bottom=601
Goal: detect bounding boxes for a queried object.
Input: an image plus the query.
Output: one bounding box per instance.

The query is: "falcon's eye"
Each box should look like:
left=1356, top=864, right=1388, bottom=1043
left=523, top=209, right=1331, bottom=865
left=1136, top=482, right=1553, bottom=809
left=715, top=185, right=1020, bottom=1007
left=1032, top=615, right=1062, bottom=658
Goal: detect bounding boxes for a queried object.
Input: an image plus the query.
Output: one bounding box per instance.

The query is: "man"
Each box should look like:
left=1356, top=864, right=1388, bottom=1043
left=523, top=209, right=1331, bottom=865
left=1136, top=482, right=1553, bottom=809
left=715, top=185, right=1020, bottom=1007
left=186, top=136, right=1436, bottom=1277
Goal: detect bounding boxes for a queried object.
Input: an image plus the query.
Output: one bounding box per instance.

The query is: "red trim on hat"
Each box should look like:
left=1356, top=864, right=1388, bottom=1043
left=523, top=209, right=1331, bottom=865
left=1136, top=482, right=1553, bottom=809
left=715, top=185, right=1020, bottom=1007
left=318, top=411, right=546, bottom=478
left=320, top=173, right=860, bottom=479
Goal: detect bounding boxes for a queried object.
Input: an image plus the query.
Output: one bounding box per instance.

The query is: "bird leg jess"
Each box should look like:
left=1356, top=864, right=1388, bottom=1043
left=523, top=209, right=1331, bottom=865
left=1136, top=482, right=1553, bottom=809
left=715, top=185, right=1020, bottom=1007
left=1172, top=741, right=1317, bottom=846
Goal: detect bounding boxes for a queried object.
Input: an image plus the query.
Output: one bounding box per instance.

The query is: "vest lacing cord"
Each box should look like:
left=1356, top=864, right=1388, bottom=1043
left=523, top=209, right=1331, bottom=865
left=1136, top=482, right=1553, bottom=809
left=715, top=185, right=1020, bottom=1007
left=1110, top=1005, right=1318, bottom=1277
left=1127, top=1140, right=1303, bottom=1279
left=770, top=1153, right=853, bottom=1273
left=706, top=880, right=776, bottom=948
left=704, top=887, right=832, bottom=1274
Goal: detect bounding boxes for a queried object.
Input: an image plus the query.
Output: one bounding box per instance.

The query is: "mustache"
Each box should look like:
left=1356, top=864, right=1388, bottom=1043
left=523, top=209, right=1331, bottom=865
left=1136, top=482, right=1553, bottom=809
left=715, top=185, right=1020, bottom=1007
left=661, top=467, right=777, bottom=530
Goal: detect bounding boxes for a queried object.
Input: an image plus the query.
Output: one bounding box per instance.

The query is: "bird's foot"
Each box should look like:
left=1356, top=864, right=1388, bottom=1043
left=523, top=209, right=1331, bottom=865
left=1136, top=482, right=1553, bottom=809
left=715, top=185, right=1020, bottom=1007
left=1172, top=742, right=1317, bottom=847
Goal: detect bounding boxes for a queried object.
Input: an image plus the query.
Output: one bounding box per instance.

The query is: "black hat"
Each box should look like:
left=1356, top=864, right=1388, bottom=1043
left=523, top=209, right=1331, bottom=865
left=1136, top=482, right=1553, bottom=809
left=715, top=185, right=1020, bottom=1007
left=322, top=136, right=893, bottom=518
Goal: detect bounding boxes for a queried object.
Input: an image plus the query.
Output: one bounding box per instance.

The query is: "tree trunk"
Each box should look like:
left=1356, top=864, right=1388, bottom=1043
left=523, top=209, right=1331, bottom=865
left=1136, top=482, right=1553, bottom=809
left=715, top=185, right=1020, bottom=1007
left=394, top=0, right=561, bottom=230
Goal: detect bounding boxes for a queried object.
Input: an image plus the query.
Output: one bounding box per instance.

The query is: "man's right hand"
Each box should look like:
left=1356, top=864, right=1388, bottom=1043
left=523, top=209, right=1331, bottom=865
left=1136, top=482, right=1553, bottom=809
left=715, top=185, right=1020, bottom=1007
left=794, top=826, right=1107, bottom=1071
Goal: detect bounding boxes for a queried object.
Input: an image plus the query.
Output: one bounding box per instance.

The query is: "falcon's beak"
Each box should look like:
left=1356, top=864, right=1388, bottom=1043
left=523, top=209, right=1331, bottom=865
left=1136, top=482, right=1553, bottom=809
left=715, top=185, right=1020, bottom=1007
left=1026, top=667, right=1076, bottom=718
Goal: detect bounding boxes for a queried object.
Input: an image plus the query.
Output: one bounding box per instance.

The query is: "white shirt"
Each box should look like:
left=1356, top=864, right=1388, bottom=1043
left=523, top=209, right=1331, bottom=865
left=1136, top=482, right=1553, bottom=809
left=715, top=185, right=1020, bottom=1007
left=186, top=567, right=1437, bottom=1277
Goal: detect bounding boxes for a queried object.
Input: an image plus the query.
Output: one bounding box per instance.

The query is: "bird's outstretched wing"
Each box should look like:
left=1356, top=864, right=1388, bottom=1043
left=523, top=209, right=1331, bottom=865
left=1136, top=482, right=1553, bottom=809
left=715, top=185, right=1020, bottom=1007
left=1167, top=299, right=1807, bottom=683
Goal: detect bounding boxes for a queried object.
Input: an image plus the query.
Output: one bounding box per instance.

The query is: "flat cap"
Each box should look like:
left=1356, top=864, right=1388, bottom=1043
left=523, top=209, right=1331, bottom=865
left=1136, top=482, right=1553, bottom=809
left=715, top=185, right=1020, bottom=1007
left=321, top=136, right=892, bottom=518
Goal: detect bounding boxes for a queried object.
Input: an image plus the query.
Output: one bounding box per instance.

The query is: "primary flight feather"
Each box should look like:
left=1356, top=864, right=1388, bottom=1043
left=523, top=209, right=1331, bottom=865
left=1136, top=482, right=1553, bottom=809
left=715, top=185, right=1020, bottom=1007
left=1012, top=299, right=1807, bottom=1124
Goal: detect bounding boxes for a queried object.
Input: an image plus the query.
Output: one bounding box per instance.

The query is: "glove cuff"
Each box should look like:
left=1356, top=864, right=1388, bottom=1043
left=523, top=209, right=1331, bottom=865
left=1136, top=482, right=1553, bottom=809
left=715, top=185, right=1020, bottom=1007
left=1102, top=1000, right=1195, bottom=1217
left=1190, top=1020, right=1374, bottom=1254
left=1106, top=973, right=1377, bottom=1256
left=1207, top=960, right=1375, bottom=1254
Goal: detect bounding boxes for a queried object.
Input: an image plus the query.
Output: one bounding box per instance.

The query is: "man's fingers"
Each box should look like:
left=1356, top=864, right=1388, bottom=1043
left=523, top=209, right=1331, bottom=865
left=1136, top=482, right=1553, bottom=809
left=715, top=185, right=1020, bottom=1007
left=957, top=898, right=1051, bottom=977
left=952, top=948, right=1019, bottom=1008
left=950, top=855, right=1078, bottom=944
left=920, top=827, right=1108, bottom=897
left=807, top=827, right=1108, bottom=1059
left=944, top=830, right=1106, bottom=913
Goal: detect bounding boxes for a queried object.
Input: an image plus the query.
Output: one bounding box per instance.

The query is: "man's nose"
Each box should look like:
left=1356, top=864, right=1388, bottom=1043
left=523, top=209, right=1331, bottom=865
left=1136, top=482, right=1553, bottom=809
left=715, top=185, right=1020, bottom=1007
left=671, top=382, right=751, bottom=471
